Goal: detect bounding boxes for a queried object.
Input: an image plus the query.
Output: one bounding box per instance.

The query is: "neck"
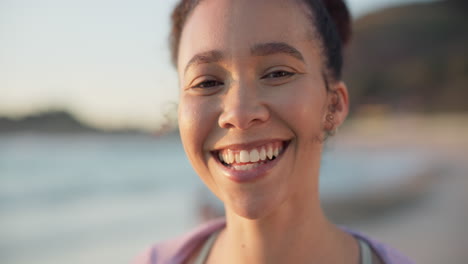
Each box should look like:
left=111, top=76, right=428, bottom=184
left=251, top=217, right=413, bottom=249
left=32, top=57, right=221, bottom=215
left=210, top=194, right=357, bottom=264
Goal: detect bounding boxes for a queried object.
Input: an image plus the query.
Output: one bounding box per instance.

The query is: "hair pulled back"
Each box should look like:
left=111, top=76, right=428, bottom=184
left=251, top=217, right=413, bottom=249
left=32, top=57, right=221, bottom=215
left=170, top=0, right=351, bottom=80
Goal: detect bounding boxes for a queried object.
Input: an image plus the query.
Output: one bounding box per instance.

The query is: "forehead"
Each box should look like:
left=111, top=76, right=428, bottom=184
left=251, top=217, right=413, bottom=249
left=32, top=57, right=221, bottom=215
left=178, top=0, right=318, bottom=70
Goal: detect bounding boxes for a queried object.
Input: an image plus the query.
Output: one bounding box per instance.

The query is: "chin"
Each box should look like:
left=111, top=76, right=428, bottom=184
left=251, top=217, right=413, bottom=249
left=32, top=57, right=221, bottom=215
left=226, top=192, right=283, bottom=220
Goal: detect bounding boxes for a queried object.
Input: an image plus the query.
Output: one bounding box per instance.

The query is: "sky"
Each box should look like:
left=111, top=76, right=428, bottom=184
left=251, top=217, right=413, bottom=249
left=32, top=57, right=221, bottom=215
left=0, top=0, right=435, bottom=131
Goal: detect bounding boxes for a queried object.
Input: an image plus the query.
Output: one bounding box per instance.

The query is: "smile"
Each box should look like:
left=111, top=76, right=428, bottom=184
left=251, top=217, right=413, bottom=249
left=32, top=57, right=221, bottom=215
left=213, top=140, right=290, bottom=175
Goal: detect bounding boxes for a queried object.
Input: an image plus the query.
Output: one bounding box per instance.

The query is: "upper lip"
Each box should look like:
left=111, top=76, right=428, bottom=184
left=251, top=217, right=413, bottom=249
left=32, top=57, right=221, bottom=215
left=211, top=138, right=290, bottom=152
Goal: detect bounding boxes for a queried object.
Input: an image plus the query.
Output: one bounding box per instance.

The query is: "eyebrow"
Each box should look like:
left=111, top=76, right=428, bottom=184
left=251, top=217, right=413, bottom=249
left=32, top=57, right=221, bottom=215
left=184, top=42, right=304, bottom=73
left=251, top=42, right=304, bottom=62
left=184, top=50, right=223, bottom=74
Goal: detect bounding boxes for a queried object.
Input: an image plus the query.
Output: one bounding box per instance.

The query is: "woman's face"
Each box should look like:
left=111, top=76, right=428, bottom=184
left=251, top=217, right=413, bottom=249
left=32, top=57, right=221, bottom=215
left=177, top=0, right=348, bottom=219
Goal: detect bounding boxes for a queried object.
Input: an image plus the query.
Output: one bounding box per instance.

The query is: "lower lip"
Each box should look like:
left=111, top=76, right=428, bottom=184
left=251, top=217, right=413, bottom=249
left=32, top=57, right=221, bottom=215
left=214, top=146, right=288, bottom=183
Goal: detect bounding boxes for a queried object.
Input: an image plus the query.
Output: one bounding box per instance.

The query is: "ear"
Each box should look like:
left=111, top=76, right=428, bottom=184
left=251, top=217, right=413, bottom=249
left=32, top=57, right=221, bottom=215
left=328, top=81, right=349, bottom=129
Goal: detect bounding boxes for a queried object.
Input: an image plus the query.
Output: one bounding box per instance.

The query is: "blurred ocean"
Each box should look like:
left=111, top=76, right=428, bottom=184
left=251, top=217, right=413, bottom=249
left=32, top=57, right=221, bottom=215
left=0, top=133, right=430, bottom=264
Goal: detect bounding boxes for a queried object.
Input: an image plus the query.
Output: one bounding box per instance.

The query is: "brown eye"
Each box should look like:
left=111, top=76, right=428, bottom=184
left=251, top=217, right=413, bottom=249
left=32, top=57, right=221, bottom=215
left=193, top=80, right=224, bottom=89
left=262, top=71, right=295, bottom=79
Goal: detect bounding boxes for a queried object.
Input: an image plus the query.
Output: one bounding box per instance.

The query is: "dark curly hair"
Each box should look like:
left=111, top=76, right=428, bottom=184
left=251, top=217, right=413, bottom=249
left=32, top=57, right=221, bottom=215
left=170, top=0, right=352, bottom=81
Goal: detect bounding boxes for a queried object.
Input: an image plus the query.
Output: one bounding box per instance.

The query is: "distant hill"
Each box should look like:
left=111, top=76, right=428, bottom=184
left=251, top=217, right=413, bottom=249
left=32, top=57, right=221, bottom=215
left=0, top=111, right=100, bottom=133
left=344, top=0, right=468, bottom=114
left=0, top=111, right=141, bottom=134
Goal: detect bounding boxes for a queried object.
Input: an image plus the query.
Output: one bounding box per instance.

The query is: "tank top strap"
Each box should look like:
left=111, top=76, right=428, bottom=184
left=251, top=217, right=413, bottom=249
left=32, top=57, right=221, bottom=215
left=192, top=230, right=220, bottom=264
left=358, top=238, right=373, bottom=264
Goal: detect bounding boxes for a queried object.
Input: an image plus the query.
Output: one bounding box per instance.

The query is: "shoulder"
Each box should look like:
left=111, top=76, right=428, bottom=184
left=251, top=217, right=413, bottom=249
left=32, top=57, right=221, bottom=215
left=343, top=227, right=415, bottom=264
left=131, top=218, right=226, bottom=264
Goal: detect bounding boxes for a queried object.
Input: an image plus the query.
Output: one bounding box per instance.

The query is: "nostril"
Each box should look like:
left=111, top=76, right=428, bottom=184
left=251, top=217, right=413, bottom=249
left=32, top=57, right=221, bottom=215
left=218, top=104, right=270, bottom=130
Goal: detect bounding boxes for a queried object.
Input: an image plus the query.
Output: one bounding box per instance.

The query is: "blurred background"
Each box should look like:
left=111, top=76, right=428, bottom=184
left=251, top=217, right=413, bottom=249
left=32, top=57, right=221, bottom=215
left=1, top=0, right=467, bottom=263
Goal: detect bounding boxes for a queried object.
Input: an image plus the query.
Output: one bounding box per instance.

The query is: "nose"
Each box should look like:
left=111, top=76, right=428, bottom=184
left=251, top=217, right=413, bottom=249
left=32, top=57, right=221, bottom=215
left=218, top=81, right=270, bottom=130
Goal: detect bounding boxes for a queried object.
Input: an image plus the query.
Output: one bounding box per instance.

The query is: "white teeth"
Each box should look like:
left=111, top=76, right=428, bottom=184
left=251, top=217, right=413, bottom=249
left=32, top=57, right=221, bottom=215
left=233, top=163, right=256, bottom=171
left=228, top=151, right=234, bottom=164
left=239, top=150, right=250, bottom=163
left=259, top=148, right=267, bottom=161
left=249, top=149, right=260, bottom=162
left=218, top=143, right=285, bottom=166
left=242, top=164, right=253, bottom=170
left=267, top=145, right=274, bottom=159
left=273, top=147, right=279, bottom=157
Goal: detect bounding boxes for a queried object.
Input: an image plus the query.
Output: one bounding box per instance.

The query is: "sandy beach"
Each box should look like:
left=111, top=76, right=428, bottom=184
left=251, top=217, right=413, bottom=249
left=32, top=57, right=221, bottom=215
left=334, top=114, right=468, bottom=263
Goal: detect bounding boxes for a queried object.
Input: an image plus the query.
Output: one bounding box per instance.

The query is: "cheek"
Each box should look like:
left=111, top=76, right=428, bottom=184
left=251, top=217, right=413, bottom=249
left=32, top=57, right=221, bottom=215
left=178, top=95, right=218, bottom=169
left=270, top=78, right=326, bottom=140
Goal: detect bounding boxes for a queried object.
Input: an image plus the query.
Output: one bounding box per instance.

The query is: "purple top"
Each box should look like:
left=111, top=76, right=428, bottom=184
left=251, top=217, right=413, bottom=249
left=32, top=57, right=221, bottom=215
left=132, top=218, right=414, bottom=264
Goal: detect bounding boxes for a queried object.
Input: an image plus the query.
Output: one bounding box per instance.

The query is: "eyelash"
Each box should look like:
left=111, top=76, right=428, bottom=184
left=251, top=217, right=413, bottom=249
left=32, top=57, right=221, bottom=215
left=190, top=70, right=295, bottom=89
left=261, top=70, right=295, bottom=79
left=192, top=80, right=224, bottom=89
